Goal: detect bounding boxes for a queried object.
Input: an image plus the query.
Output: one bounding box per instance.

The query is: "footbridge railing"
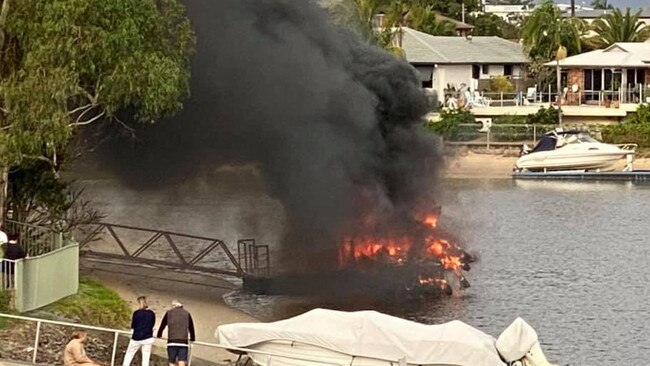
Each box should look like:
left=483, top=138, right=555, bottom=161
left=76, top=223, right=270, bottom=278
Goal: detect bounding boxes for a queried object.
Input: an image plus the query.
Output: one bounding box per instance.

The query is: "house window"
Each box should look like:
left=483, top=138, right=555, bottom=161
left=637, top=69, right=646, bottom=85
left=627, top=68, right=646, bottom=86
left=504, top=65, right=513, bottom=76
left=583, top=69, right=602, bottom=101
left=472, top=65, right=480, bottom=79
left=604, top=69, right=622, bottom=91
left=482, top=64, right=489, bottom=75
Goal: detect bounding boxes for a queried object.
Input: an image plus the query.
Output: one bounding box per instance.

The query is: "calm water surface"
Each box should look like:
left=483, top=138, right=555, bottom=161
left=226, top=179, right=650, bottom=366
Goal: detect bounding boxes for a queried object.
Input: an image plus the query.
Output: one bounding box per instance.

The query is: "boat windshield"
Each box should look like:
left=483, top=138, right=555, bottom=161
left=563, top=133, right=599, bottom=144
left=531, top=136, right=557, bottom=152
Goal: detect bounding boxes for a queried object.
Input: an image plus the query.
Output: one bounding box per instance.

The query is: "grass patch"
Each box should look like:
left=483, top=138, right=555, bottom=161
left=0, top=290, right=15, bottom=329
left=42, top=277, right=130, bottom=328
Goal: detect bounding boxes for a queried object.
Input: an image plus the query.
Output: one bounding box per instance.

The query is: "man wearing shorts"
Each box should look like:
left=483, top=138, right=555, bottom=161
left=157, top=300, right=196, bottom=366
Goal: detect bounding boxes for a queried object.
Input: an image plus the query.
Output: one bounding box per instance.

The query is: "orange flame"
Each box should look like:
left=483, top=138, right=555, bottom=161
left=424, top=215, right=438, bottom=229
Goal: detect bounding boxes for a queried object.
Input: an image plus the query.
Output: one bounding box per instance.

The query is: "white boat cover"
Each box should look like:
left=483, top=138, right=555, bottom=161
left=216, top=308, right=505, bottom=366
left=496, top=317, right=539, bottom=362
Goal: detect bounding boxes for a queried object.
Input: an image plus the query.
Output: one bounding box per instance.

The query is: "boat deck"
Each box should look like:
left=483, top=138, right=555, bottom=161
left=512, top=170, right=650, bottom=181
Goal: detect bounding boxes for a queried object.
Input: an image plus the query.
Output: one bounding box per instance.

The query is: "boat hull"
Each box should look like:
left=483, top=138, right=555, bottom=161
left=516, top=151, right=627, bottom=171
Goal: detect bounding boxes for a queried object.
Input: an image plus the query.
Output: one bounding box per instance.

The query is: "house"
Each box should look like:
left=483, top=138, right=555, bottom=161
left=568, top=8, right=650, bottom=24
left=546, top=42, right=650, bottom=105
left=481, top=4, right=535, bottom=23
left=400, top=27, right=529, bottom=104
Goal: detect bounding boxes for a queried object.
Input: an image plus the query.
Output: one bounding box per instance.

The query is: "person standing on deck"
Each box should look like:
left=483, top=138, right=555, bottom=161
left=156, top=300, right=196, bottom=366
left=123, top=296, right=156, bottom=366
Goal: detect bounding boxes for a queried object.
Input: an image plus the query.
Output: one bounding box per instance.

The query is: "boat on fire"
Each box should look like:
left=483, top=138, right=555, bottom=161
left=216, top=308, right=557, bottom=366
left=515, top=129, right=636, bottom=172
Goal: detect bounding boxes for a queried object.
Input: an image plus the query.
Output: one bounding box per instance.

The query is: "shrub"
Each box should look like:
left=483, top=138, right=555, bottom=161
left=526, top=107, right=559, bottom=125
left=425, top=109, right=476, bottom=140
left=488, top=75, right=514, bottom=93
left=602, top=104, right=650, bottom=148
left=493, top=115, right=526, bottom=124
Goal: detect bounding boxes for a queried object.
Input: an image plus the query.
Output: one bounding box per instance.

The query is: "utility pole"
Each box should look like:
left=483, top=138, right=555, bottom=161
left=570, top=0, right=576, bottom=16
left=462, top=2, right=465, bottom=23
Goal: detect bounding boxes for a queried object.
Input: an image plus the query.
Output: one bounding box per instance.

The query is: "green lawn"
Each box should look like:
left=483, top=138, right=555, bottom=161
left=40, top=277, right=131, bottom=328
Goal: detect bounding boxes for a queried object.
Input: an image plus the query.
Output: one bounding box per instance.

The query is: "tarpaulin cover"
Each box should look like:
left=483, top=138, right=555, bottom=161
left=216, top=308, right=505, bottom=366
left=496, top=317, right=539, bottom=362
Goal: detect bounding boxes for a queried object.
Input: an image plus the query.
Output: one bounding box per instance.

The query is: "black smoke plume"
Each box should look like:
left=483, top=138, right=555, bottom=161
left=92, top=0, right=441, bottom=272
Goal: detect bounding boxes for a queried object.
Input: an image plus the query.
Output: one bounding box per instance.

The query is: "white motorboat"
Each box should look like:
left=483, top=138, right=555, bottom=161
left=515, top=129, right=636, bottom=172
left=216, top=308, right=557, bottom=366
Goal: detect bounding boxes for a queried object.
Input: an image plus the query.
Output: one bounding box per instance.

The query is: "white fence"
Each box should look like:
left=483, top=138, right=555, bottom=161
left=1, top=259, right=18, bottom=291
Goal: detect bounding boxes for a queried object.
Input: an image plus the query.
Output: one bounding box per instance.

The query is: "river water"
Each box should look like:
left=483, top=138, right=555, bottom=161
left=79, top=172, right=650, bottom=365
left=224, top=179, right=650, bottom=366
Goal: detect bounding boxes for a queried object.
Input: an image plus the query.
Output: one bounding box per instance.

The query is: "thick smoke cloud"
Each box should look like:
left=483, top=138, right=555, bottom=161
left=96, top=0, right=441, bottom=271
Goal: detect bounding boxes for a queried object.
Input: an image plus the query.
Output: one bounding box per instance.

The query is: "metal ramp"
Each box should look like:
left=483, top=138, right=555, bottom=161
left=76, top=223, right=270, bottom=278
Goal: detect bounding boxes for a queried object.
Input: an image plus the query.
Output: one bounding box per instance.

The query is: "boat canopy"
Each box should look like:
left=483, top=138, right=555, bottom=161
left=532, top=135, right=557, bottom=152
left=216, top=308, right=506, bottom=366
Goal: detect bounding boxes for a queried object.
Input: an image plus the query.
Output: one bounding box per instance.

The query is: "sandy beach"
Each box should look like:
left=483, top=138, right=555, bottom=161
left=443, top=148, right=650, bottom=179
left=81, top=260, right=257, bottom=365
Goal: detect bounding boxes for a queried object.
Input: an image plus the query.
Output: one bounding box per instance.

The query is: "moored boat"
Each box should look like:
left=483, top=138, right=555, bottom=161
left=515, top=129, right=636, bottom=172
left=216, top=308, right=556, bottom=366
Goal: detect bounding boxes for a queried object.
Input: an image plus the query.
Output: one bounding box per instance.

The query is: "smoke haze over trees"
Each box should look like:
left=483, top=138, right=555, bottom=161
left=96, top=0, right=441, bottom=271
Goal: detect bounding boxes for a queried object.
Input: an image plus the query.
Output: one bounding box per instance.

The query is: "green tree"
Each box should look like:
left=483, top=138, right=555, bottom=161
left=521, top=1, right=585, bottom=60
left=521, top=1, right=585, bottom=126
left=0, top=0, right=196, bottom=223
left=407, top=4, right=457, bottom=36
left=329, top=0, right=406, bottom=55
left=468, top=13, right=520, bottom=38
left=591, top=0, right=614, bottom=10
left=589, top=8, right=650, bottom=48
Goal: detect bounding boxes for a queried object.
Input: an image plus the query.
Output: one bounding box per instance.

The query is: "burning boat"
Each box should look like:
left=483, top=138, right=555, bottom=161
left=243, top=208, right=474, bottom=298
left=216, top=308, right=557, bottom=366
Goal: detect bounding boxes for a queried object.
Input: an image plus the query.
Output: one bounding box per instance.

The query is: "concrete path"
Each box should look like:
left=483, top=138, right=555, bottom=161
left=81, top=259, right=257, bottom=365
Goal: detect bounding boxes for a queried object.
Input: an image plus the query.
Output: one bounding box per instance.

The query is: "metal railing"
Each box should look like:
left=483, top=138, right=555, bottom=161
left=443, top=123, right=559, bottom=149
left=3, top=220, right=64, bottom=257
left=0, top=313, right=355, bottom=366
left=442, top=86, right=645, bottom=109
left=77, top=223, right=265, bottom=278
left=0, top=259, right=17, bottom=291
left=237, top=239, right=270, bottom=276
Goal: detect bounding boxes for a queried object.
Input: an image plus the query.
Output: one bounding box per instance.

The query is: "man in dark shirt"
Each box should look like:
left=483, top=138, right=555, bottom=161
left=122, top=296, right=156, bottom=366
left=156, top=300, right=195, bottom=366
left=1, top=233, right=27, bottom=284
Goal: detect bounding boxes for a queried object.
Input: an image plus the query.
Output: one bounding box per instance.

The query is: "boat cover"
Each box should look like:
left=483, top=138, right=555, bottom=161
left=496, top=317, right=538, bottom=362
left=216, top=308, right=505, bottom=366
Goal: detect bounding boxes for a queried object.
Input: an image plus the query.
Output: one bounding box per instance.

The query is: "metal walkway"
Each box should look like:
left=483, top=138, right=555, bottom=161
left=77, top=223, right=270, bottom=278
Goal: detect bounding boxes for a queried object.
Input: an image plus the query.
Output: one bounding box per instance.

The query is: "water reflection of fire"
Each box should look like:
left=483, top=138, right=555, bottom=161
left=338, top=209, right=473, bottom=295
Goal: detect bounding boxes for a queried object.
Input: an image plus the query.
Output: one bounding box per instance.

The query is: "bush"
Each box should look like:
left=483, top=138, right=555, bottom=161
left=425, top=109, right=476, bottom=140
left=602, top=104, right=650, bottom=148
left=526, top=107, right=559, bottom=125
left=493, top=115, right=526, bottom=124
left=488, top=76, right=514, bottom=93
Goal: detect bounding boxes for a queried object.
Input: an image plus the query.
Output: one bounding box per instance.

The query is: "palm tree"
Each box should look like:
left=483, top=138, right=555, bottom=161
left=328, top=0, right=406, bottom=56
left=406, top=4, right=457, bottom=36
left=521, top=1, right=585, bottom=125
left=589, top=8, right=650, bottom=48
